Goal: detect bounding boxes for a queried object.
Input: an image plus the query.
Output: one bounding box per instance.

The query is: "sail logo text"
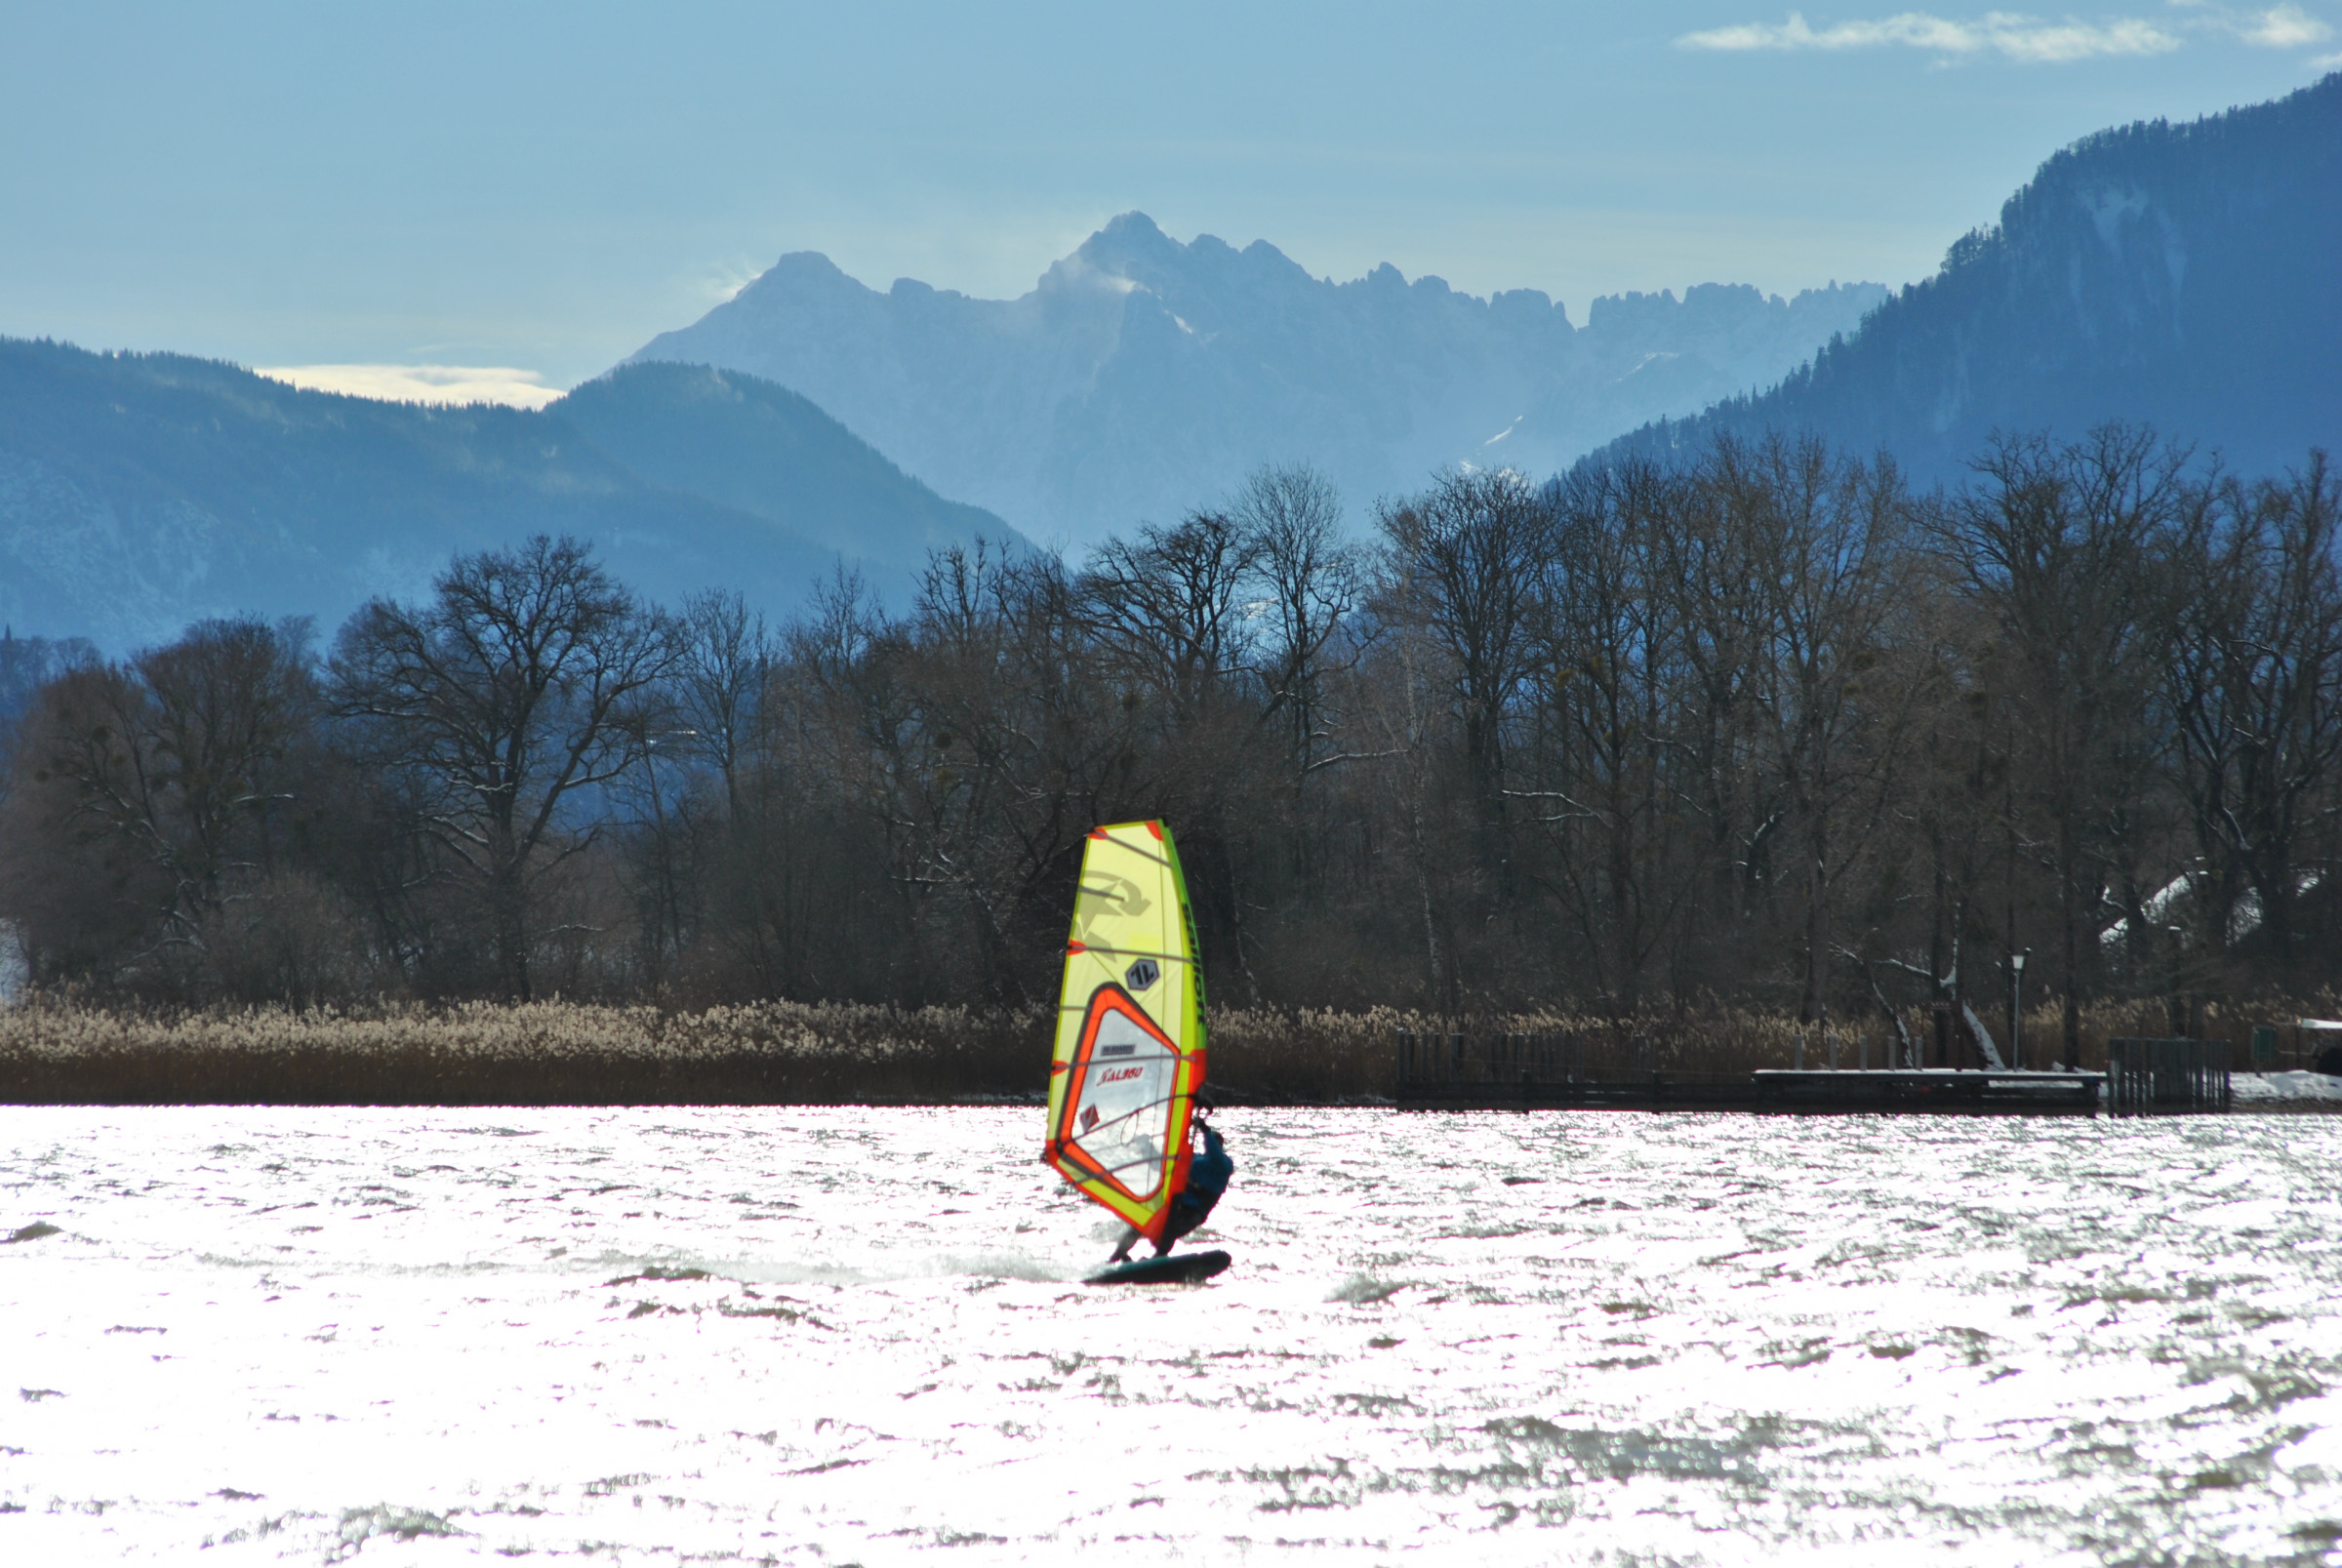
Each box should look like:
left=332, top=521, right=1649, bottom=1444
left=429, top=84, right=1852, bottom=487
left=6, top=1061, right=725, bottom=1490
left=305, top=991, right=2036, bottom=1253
left=1098, top=1066, right=1146, bottom=1084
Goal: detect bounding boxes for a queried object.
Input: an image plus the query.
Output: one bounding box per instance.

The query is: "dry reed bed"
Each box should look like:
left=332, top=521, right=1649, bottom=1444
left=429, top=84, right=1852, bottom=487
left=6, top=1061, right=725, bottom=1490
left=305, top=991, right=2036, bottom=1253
left=0, top=1000, right=1042, bottom=1106
left=0, top=993, right=2327, bottom=1106
left=0, top=1001, right=1807, bottom=1106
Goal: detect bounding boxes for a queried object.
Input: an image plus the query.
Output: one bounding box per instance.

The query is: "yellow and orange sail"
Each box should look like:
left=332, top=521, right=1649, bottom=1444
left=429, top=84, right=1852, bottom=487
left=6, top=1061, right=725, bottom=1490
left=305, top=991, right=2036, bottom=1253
left=1042, top=821, right=1207, bottom=1241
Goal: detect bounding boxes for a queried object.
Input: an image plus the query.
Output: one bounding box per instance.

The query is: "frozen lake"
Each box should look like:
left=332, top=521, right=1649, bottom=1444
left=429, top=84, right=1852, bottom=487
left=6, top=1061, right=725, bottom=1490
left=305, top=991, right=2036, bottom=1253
left=4, top=1106, right=2341, bottom=1564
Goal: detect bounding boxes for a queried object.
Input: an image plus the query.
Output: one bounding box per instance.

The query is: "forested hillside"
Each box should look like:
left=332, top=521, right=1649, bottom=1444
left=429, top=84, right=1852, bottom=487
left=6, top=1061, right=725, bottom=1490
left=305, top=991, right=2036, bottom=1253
left=548, top=361, right=1024, bottom=570
left=0, top=342, right=1020, bottom=649
left=1603, top=72, right=2342, bottom=482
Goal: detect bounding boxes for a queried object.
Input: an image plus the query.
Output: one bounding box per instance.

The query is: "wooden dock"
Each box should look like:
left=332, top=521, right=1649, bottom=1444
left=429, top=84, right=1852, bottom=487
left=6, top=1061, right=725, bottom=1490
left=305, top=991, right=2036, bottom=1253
left=1389, top=1030, right=2240, bottom=1114
left=1751, top=1068, right=2103, bottom=1114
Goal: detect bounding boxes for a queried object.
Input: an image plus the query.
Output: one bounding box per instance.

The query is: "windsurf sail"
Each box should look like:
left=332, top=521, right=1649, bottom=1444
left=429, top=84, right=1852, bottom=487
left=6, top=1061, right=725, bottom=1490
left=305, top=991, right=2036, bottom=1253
left=1043, top=820, right=1206, bottom=1242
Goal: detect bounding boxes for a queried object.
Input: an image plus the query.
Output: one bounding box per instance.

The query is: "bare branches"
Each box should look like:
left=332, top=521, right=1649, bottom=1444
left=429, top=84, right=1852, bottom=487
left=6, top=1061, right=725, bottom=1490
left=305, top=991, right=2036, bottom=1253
left=2, top=426, right=2335, bottom=1021
left=329, top=535, right=676, bottom=998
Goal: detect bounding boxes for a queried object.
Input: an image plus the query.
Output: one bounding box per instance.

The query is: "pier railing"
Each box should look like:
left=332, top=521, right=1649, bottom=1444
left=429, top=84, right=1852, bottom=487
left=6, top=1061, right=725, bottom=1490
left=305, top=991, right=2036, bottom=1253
left=2105, top=1036, right=2231, bottom=1114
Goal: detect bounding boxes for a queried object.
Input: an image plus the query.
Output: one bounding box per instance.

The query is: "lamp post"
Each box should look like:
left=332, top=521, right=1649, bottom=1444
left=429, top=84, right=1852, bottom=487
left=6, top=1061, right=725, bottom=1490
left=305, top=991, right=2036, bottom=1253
left=2009, top=949, right=2028, bottom=1069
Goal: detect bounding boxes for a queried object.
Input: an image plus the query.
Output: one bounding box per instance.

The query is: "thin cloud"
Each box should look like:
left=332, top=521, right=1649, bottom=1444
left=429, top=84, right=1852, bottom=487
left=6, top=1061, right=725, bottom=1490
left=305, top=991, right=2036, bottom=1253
left=1676, top=10, right=2184, bottom=61
left=2235, top=5, right=2333, bottom=47
left=253, top=364, right=563, bottom=409
left=694, top=258, right=767, bottom=305
left=1679, top=4, right=2341, bottom=60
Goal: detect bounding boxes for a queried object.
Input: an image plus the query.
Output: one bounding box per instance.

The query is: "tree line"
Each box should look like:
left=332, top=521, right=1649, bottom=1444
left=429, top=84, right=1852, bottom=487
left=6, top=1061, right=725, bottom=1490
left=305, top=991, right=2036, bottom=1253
left=1, top=425, right=2335, bottom=1065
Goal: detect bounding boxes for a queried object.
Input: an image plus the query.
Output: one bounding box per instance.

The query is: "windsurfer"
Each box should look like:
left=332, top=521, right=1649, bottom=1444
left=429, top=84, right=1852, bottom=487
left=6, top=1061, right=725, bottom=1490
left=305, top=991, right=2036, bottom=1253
left=1110, top=1109, right=1233, bottom=1262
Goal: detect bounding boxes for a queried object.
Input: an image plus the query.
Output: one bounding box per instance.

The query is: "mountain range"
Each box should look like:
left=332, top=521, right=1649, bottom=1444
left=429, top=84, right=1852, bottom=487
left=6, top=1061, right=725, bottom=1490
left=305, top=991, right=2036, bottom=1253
left=0, top=345, right=1020, bottom=648
left=629, top=217, right=1886, bottom=543
left=5, top=75, right=2333, bottom=653
left=1600, top=71, right=2342, bottom=480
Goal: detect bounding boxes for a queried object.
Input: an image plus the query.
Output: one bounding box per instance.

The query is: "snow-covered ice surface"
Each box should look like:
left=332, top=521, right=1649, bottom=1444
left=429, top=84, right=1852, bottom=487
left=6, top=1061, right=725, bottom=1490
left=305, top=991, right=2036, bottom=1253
left=5, top=1107, right=2342, bottom=1565
left=2236, top=1071, right=2342, bottom=1105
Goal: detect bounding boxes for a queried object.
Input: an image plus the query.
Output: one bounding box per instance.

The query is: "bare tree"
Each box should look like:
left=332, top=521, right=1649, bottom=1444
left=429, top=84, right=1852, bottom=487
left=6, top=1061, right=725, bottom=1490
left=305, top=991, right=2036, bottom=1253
left=1939, top=426, right=2182, bottom=1065
left=1079, top=510, right=1260, bottom=727
left=1527, top=457, right=1695, bottom=1006
left=2165, top=452, right=2342, bottom=981
left=0, top=618, right=321, bottom=992
left=0, top=630, right=98, bottom=770
left=331, top=535, right=676, bottom=999
left=1378, top=467, right=1554, bottom=846
left=1232, top=463, right=1359, bottom=784
left=673, top=588, right=774, bottom=821
left=1712, top=436, right=1920, bottom=1023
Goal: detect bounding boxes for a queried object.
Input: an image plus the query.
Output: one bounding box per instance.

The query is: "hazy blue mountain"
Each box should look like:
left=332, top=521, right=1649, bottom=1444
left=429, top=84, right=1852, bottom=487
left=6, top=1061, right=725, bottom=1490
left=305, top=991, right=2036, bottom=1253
left=550, top=361, right=1022, bottom=568
left=0, top=341, right=1021, bottom=649
left=1597, top=73, right=2342, bottom=480
left=627, top=217, right=1885, bottom=542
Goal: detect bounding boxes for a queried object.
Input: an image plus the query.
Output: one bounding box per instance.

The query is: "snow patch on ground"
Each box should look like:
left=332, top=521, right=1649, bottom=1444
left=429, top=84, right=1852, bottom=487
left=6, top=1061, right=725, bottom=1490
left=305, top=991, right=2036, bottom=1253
left=2234, top=1069, right=2342, bottom=1103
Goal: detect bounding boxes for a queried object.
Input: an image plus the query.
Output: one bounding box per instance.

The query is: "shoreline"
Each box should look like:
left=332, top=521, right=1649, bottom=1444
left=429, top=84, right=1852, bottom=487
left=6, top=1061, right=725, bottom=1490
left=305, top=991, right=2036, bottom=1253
left=2, top=998, right=2331, bottom=1112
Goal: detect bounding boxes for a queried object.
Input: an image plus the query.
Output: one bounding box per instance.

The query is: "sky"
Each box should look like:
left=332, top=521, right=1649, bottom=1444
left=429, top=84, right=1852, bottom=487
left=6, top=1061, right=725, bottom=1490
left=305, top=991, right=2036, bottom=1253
left=3, top=1, right=2335, bottom=401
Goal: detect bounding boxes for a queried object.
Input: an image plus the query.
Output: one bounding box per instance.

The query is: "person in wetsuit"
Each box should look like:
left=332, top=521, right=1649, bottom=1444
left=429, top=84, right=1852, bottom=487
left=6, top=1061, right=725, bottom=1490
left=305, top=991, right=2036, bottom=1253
left=1110, top=1108, right=1233, bottom=1262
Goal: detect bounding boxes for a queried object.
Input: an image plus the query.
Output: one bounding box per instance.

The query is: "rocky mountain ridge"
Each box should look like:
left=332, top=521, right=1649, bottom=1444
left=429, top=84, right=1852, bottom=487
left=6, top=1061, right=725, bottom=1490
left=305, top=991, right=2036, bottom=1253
left=629, top=216, right=1886, bottom=541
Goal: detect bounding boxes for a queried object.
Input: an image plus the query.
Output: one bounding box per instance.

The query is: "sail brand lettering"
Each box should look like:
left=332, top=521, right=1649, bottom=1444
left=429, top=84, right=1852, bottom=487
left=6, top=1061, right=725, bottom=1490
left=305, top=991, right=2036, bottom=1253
left=1099, top=1066, right=1146, bottom=1084
left=1098, top=1043, right=1136, bottom=1058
